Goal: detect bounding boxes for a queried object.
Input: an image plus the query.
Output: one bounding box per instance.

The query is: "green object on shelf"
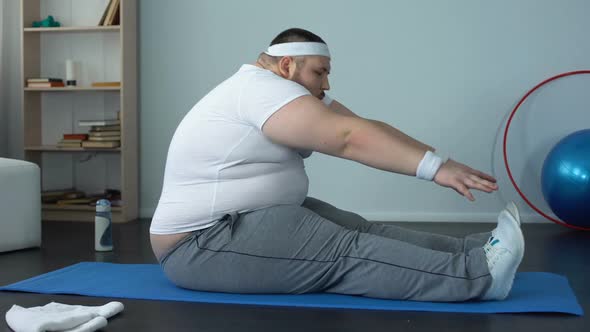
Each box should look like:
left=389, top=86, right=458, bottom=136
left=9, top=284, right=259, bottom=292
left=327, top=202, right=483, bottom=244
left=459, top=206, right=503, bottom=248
left=32, top=15, right=61, bottom=28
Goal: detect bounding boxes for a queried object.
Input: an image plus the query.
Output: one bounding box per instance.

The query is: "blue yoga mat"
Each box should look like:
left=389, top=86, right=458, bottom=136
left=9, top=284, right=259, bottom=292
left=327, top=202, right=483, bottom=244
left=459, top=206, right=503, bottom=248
left=0, top=262, right=583, bottom=315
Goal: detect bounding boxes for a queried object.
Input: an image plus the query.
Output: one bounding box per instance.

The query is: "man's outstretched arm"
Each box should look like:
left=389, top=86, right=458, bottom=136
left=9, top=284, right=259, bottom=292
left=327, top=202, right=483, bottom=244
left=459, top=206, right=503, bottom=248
left=263, top=95, right=497, bottom=201
left=327, top=98, right=499, bottom=201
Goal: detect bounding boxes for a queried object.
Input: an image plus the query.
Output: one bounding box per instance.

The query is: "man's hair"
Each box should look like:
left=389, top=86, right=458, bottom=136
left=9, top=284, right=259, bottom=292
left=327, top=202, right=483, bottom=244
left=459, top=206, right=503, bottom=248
left=269, top=28, right=326, bottom=46
left=259, top=28, right=326, bottom=65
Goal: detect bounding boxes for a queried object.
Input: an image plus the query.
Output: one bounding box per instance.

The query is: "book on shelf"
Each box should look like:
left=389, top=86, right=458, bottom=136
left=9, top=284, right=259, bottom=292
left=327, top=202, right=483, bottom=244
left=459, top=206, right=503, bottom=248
left=42, top=188, right=75, bottom=197
left=27, top=81, right=65, bottom=88
left=42, top=188, right=75, bottom=198
left=100, top=0, right=120, bottom=26
left=58, top=133, right=87, bottom=147
left=78, top=119, right=120, bottom=127
left=27, top=78, right=63, bottom=83
left=56, top=197, right=97, bottom=206
left=89, top=130, right=120, bottom=137
left=110, top=3, right=120, bottom=26
left=27, top=77, right=64, bottom=87
left=97, top=0, right=112, bottom=26
left=88, top=136, right=121, bottom=142
left=62, top=191, right=86, bottom=199
left=91, top=125, right=120, bottom=132
left=42, top=189, right=84, bottom=204
left=43, top=188, right=121, bottom=206
left=82, top=141, right=120, bottom=148
left=63, top=133, right=89, bottom=140
left=57, top=141, right=82, bottom=148
left=91, top=81, right=121, bottom=87
left=59, top=138, right=84, bottom=143
left=57, top=145, right=81, bottom=149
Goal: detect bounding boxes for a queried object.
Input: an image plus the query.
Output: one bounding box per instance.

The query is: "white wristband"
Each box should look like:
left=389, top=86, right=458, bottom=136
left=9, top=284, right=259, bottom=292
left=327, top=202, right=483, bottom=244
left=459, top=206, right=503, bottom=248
left=416, top=151, right=444, bottom=181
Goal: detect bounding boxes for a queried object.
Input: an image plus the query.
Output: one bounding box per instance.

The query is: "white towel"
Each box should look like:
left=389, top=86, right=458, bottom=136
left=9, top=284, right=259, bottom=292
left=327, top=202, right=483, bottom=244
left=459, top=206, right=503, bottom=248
left=5, top=301, right=124, bottom=332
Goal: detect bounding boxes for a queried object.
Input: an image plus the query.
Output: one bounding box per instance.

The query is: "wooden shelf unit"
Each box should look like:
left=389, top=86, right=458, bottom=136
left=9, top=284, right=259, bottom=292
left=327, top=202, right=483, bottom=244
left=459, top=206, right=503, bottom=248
left=20, top=0, right=137, bottom=223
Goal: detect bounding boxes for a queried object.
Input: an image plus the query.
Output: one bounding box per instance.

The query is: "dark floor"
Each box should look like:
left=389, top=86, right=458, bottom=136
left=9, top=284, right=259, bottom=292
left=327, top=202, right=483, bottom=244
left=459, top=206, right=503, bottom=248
left=1, top=219, right=588, bottom=332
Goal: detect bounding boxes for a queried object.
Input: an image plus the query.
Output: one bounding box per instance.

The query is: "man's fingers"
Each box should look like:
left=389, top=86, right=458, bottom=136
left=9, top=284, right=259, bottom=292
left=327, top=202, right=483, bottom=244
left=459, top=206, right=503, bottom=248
left=467, top=175, right=498, bottom=192
left=455, top=182, right=475, bottom=201
left=454, top=160, right=497, bottom=183
left=473, top=169, right=497, bottom=183
left=464, top=190, right=475, bottom=201
left=464, top=177, right=490, bottom=193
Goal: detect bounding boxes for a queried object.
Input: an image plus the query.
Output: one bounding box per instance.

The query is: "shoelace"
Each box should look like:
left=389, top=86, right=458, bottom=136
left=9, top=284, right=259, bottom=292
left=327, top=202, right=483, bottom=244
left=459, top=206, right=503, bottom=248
left=483, top=236, right=504, bottom=268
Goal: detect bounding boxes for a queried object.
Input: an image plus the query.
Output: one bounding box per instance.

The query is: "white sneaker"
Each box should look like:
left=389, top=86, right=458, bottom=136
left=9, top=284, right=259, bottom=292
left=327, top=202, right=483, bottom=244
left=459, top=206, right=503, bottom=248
left=491, top=202, right=521, bottom=240
left=482, top=204, right=525, bottom=300
left=505, top=201, right=521, bottom=227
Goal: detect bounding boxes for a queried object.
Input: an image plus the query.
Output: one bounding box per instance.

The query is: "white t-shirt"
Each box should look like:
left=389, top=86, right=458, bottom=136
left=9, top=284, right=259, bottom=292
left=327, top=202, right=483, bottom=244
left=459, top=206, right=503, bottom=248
left=150, top=64, right=324, bottom=234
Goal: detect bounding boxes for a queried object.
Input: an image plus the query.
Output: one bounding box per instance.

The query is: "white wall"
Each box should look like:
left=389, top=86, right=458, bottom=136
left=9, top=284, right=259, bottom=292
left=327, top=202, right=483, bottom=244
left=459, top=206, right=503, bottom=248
left=138, top=0, right=590, bottom=222
left=4, top=1, right=589, bottom=222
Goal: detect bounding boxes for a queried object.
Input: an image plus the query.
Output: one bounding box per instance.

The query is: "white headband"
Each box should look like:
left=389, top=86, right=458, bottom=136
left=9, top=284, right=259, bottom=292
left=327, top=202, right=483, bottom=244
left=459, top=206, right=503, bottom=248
left=264, top=42, right=331, bottom=58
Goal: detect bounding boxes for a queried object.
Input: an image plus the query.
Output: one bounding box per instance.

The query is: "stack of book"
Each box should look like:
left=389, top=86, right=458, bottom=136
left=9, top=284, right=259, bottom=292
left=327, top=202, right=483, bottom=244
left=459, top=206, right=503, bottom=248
left=79, top=119, right=121, bottom=148
left=42, top=189, right=86, bottom=204
left=27, top=78, right=65, bottom=88
left=57, top=133, right=89, bottom=148
left=42, top=188, right=121, bottom=206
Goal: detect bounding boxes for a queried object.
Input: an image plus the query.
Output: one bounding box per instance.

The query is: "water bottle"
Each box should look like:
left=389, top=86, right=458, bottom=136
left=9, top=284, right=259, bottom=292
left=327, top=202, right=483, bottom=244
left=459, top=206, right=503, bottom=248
left=95, top=199, right=113, bottom=251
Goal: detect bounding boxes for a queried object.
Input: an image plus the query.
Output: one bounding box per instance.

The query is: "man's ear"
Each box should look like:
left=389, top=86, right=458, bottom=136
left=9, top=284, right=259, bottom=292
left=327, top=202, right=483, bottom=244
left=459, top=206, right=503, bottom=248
left=278, top=56, right=294, bottom=78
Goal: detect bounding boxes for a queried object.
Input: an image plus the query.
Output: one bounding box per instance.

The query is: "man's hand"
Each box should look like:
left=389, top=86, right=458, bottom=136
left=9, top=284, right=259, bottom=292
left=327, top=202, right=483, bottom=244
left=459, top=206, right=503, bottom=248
left=433, top=159, right=498, bottom=201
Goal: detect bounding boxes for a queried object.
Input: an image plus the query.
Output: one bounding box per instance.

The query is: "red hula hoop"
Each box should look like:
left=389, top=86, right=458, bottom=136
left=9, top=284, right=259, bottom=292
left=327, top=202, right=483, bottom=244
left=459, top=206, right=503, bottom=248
left=503, top=70, right=590, bottom=231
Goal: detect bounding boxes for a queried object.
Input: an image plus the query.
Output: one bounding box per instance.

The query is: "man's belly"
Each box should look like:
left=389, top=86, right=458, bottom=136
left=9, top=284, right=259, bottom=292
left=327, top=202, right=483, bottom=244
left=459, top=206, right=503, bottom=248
left=150, top=232, right=193, bottom=262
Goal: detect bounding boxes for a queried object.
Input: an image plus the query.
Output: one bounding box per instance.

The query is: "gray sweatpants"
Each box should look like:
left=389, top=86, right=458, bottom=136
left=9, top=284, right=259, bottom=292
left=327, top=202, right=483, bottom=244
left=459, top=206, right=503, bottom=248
left=159, top=197, right=493, bottom=302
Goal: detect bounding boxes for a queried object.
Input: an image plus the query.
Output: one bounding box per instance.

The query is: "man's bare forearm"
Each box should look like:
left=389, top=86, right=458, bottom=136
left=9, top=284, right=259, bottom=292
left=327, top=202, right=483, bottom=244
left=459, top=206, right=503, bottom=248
left=340, top=118, right=431, bottom=176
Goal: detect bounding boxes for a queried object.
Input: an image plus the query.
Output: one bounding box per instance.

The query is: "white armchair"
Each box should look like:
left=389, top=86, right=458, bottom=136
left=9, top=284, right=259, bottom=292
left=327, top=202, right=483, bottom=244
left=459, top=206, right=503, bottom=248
left=0, top=158, right=42, bottom=252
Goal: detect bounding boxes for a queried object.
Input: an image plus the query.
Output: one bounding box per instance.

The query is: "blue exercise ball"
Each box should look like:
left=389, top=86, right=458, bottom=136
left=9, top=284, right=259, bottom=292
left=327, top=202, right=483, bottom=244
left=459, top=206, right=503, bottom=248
left=541, top=129, right=590, bottom=227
